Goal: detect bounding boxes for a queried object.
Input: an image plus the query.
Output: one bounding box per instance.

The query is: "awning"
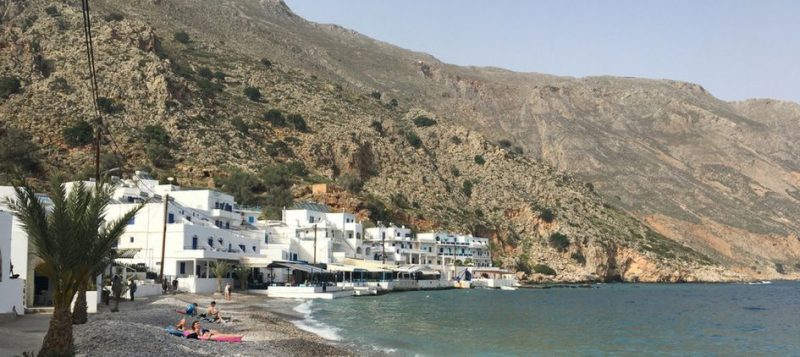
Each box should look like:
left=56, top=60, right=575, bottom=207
left=115, top=248, right=140, bottom=259
left=267, top=261, right=328, bottom=274
left=325, top=264, right=368, bottom=273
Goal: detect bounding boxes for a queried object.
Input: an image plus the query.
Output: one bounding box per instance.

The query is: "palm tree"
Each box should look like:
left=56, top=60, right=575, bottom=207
left=210, top=260, right=233, bottom=293
left=73, top=252, right=117, bottom=324
left=8, top=180, right=139, bottom=356
left=234, top=265, right=251, bottom=290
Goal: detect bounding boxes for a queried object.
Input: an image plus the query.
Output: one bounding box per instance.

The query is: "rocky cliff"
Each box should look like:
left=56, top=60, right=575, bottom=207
left=1, top=0, right=795, bottom=281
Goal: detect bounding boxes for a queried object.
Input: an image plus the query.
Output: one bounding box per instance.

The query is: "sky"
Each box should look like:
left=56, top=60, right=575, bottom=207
left=285, top=0, right=800, bottom=103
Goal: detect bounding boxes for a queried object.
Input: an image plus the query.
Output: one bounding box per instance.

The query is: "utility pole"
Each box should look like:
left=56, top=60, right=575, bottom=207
left=382, top=228, right=386, bottom=264
left=158, top=193, right=169, bottom=282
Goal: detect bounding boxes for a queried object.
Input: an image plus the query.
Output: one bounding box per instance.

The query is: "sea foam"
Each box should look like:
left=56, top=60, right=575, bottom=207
left=291, top=300, right=343, bottom=341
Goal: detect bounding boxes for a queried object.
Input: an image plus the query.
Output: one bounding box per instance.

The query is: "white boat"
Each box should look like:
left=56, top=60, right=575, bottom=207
left=499, top=286, right=518, bottom=291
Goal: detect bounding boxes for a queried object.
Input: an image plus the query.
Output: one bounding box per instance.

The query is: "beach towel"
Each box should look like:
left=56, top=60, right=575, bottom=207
left=199, top=335, right=243, bottom=343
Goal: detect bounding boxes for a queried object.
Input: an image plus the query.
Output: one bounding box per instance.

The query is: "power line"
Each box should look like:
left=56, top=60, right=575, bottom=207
left=80, top=0, right=104, bottom=182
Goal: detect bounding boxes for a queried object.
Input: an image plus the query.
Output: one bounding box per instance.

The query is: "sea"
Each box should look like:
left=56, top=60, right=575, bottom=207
left=285, top=282, right=800, bottom=356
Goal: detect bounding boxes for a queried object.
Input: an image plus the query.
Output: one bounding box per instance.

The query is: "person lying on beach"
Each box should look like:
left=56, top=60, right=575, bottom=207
left=187, top=320, right=242, bottom=340
left=175, top=302, right=198, bottom=316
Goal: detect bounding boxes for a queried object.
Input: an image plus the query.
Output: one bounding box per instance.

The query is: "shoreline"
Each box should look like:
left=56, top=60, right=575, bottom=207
left=72, top=293, right=356, bottom=356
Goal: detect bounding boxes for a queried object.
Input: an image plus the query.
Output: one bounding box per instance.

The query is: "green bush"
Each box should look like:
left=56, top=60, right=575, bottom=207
left=142, top=125, right=170, bottom=146
left=287, top=113, right=310, bottom=132
left=412, top=116, right=437, bottom=127
left=213, top=71, right=226, bottom=80
left=548, top=232, right=570, bottom=252
left=96, top=97, right=123, bottom=114
left=450, top=136, right=462, bottom=145
left=775, top=263, right=786, bottom=274
left=462, top=180, right=473, bottom=197
left=45, top=6, right=58, bottom=16
left=62, top=120, right=94, bottom=147
left=498, top=139, right=512, bottom=148
left=231, top=118, right=249, bottom=134
left=338, top=173, right=363, bottom=193
left=540, top=208, right=555, bottom=222
left=260, top=58, right=272, bottom=68
left=266, top=140, right=293, bottom=157
left=571, top=252, right=586, bottom=265
left=104, top=13, right=124, bottom=22
left=473, top=155, right=485, bottom=165
left=532, top=264, right=556, bottom=276
left=243, top=87, right=261, bottom=101
left=370, top=120, right=384, bottom=135
left=405, top=131, right=422, bottom=148
left=370, top=90, right=382, bottom=100
left=263, top=109, right=286, bottom=127
left=512, top=146, right=524, bottom=155
left=390, top=193, right=410, bottom=209
left=196, top=78, right=223, bottom=98
left=174, top=31, right=191, bottom=44
left=145, top=143, right=173, bottom=168
left=390, top=98, right=398, bottom=107
left=516, top=254, right=531, bottom=274
left=197, top=67, right=213, bottom=79
left=218, top=169, right=265, bottom=205
left=0, top=77, right=22, bottom=99
left=0, top=127, right=41, bottom=177
left=450, top=167, right=461, bottom=177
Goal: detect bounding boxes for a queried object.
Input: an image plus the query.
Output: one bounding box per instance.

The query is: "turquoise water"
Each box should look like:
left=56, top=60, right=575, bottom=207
left=298, top=282, right=800, bottom=356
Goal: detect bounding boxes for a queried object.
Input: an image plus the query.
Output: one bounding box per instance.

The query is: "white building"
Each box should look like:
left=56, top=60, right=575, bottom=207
left=97, top=172, right=263, bottom=293
left=0, top=187, right=57, bottom=310
left=265, top=202, right=364, bottom=265
left=0, top=210, right=24, bottom=316
left=363, top=224, right=435, bottom=264
left=412, top=232, right=492, bottom=268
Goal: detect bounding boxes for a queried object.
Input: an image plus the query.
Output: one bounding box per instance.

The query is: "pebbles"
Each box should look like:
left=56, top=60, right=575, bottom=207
left=73, top=294, right=353, bottom=356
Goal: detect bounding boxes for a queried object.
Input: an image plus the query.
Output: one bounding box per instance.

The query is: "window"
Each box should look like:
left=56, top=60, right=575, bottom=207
left=130, top=237, right=134, bottom=243
left=168, top=213, right=175, bottom=224
left=239, top=244, right=246, bottom=252
left=356, top=233, right=361, bottom=239
left=127, top=217, right=135, bottom=225
left=248, top=216, right=255, bottom=223
left=252, top=246, right=256, bottom=252
left=348, top=232, right=353, bottom=239
left=435, top=236, right=440, bottom=242
left=396, top=232, right=400, bottom=237
left=208, top=238, right=214, bottom=247
left=308, top=217, right=314, bottom=223
left=179, top=262, right=186, bottom=275
left=439, top=248, right=443, bottom=253
left=264, top=235, right=269, bottom=244
left=225, top=222, right=230, bottom=229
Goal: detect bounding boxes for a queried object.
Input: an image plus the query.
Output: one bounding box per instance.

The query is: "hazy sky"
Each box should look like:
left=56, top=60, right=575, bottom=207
left=286, top=0, right=800, bottom=103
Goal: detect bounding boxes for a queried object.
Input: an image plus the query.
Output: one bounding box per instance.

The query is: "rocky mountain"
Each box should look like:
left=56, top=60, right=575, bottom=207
left=0, top=0, right=796, bottom=281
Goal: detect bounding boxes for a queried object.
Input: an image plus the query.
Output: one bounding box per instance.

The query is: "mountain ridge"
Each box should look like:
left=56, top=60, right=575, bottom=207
left=1, top=0, right=797, bottom=280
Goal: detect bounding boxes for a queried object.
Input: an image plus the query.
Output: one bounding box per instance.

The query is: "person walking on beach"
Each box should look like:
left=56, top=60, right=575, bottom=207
left=129, top=279, right=137, bottom=301
left=172, top=278, right=178, bottom=293
left=162, top=279, right=169, bottom=294
left=224, top=282, right=232, bottom=301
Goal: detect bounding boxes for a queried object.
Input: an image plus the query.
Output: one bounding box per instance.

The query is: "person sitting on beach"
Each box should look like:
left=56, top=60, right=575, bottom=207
left=187, top=320, right=242, bottom=340
left=206, top=301, right=222, bottom=322
left=175, top=302, right=198, bottom=316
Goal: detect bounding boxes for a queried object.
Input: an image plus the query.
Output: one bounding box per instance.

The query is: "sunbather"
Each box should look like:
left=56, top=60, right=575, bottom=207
left=188, top=320, right=242, bottom=340
left=206, top=301, right=222, bottom=322
left=175, top=302, right=198, bottom=316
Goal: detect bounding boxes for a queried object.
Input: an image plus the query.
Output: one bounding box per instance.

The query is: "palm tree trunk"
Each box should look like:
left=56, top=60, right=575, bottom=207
left=72, top=281, right=88, bottom=325
left=39, top=299, right=74, bottom=357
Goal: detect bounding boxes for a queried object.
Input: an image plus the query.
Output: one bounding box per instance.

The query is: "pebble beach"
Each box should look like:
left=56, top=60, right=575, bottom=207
left=72, top=293, right=354, bottom=356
